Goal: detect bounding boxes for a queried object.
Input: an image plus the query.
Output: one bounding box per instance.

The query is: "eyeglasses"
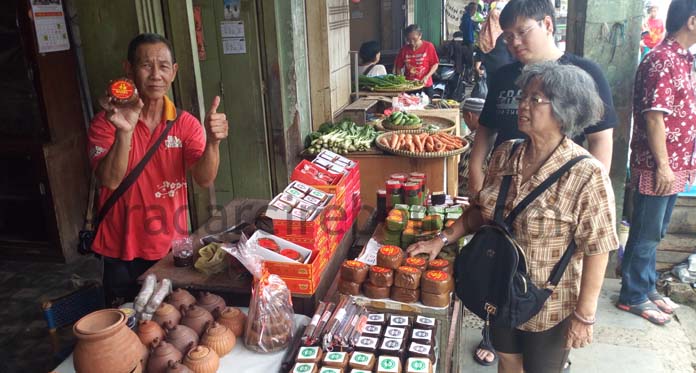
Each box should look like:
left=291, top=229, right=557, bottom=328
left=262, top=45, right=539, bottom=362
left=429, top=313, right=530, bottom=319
left=516, top=94, right=551, bottom=106
left=502, top=20, right=543, bottom=44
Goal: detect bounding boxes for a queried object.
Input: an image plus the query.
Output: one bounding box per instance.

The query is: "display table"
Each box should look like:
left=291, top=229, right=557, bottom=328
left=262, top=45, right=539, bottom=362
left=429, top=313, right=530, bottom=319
left=138, top=198, right=356, bottom=317
left=52, top=307, right=310, bottom=373
left=323, top=223, right=464, bottom=373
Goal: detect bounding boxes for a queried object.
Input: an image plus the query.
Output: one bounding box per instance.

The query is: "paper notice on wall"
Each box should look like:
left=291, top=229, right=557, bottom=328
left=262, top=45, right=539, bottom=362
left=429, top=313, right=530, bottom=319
left=445, top=0, right=469, bottom=40
left=220, top=21, right=244, bottom=38
left=222, top=37, right=246, bottom=54
left=30, top=0, right=70, bottom=53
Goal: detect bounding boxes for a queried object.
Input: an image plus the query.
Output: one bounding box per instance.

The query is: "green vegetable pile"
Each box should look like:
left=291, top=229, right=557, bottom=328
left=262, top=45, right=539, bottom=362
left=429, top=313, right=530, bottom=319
left=305, top=120, right=379, bottom=154
left=388, top=111, right=422, bottom=126
left=359, top=74, right=422, bottom=91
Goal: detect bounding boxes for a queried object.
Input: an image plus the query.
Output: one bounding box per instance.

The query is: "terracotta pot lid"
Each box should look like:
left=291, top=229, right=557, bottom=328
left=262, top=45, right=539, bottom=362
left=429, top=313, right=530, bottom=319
left=157, top=303, right=176, bottom=314
left=188, top=345, right=211, bottom=360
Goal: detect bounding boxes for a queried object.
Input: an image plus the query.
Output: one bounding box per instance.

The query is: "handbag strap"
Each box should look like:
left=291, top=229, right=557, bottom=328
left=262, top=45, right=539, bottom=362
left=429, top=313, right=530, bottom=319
left=95, top=109, right=181, bottom=227
left=493, top=140, right=523, bottom=224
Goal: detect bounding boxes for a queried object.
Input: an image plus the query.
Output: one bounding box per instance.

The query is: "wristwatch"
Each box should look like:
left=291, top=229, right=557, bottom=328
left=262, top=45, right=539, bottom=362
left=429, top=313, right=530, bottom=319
left=435, top=231, right=449, bottom=246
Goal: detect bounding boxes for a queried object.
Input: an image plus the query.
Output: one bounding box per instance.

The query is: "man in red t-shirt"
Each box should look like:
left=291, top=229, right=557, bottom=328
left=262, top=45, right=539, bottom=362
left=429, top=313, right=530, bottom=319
left=394, top=24, right=440, bottom=98
left=87, top=33, right=228, bottom=305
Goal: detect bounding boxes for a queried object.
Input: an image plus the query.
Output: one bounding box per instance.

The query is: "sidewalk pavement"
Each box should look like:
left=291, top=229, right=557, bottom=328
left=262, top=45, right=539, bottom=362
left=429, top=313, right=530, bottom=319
left=457, top=278, right=696, bottom=373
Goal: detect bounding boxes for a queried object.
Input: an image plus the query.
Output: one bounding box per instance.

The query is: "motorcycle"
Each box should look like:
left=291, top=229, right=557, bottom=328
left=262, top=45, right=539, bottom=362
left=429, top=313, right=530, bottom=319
left=432, top=63, right=465, bottom=101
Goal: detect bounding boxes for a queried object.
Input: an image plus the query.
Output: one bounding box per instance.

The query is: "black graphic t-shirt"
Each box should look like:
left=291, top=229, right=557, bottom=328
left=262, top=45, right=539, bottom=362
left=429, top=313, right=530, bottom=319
left=479, top=53, right=618, bottom=147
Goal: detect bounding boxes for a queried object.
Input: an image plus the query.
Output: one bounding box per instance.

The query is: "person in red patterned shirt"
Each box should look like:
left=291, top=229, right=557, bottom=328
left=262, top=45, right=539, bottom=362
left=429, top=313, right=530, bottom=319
left=394, top=24, right=440, bottom=99
left=618, top=0, right=696, bottom=326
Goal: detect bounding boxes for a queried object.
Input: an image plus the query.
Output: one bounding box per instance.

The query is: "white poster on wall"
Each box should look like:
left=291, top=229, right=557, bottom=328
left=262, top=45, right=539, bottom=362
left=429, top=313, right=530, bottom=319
left=445, top=0, right=469, bottom=40
left=30, top=0, right=70, bottom=53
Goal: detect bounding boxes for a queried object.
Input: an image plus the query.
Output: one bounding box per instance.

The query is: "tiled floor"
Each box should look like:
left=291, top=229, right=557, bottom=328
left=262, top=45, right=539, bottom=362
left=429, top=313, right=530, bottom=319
left=0, top=256, right=101, bottom=373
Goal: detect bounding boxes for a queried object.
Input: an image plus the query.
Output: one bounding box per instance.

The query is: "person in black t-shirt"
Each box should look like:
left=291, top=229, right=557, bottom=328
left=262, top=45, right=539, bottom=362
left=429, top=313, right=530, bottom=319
left=467, top=0, right=617, bottom=197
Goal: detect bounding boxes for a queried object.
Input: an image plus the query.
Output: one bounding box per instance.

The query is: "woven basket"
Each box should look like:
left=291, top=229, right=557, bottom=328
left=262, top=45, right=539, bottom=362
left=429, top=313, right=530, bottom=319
left=375, top=131, right=470, bottom=158
left=365, top=83, right=425, bottom=93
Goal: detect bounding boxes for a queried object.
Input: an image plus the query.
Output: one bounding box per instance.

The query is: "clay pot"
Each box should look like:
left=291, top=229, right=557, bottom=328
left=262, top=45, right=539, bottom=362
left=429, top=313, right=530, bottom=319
left=183, top=345, right=220, bottom=373
left=138, top=320, right=165, bottom=348
left=200, top=322, right=236, bottom=357
left=147, top=338, right=183, bottom=373
left=168, top=289, right=196, bottom=310
left=196, top=292, right=226, bottom=314
left=165, top=361, right=194, bottom=373
left=164, top=324, right=199, bottom=354
left=180, top=305, right=214, bottom=336
left=153, top=302, right=182, bottom=327
left=214, top=307, right=246, bottom=338
left=73, top=309, right=148, bottom=373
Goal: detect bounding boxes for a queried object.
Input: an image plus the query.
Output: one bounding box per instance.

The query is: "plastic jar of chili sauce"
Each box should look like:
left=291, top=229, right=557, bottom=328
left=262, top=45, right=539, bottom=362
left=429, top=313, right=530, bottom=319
left=410, top=172, right=427, bottom=202
left=386, top=180, right=403, bottom=209
left=407, top=178, right=424, bottom=205
left=403, top=182, right=421, bottom=206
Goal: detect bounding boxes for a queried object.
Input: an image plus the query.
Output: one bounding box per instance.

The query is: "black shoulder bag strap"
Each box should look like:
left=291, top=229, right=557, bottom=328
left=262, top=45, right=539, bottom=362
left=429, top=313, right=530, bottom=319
left=493, top=147, right=590, bottom=289
left=94, top=109, right=181, bottom=228
left=363, top=64, right=376, bottom=76
left=493, top=140, right=523, bottom=225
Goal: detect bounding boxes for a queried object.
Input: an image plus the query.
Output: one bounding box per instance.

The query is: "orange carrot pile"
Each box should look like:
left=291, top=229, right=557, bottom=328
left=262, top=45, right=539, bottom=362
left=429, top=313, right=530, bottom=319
left=377, top=132, right=466, bottom=153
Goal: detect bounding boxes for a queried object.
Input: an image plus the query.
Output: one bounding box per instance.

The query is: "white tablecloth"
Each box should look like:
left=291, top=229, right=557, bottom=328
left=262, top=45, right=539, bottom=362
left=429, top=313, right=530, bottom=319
left=53, top=307, right=310, bottom=373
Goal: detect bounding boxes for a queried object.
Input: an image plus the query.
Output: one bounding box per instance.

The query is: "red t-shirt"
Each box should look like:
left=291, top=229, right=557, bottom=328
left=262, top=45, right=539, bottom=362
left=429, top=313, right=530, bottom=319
left=395, top=41, right=440, bottom=87
left=630, top=38, right=696, bottom=196
left=87, top=96, right=206, bottom=260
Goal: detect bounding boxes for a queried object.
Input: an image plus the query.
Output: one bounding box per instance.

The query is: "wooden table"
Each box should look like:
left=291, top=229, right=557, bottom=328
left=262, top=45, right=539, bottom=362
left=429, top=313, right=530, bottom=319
left=138, top=198, right=356, bottom=317
left=322, top=223, right=463, bottom=373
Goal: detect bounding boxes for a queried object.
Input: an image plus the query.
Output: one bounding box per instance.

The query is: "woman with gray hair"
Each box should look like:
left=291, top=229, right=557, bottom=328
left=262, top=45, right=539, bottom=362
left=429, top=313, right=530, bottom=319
left=408, top=61, right=618, bottom=373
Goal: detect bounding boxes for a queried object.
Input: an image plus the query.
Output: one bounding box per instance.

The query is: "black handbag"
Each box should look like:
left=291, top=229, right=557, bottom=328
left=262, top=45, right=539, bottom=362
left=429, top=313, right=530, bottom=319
left=454, top=152, right=589, bottom=329
left=77, top=110, right=180, bottom=255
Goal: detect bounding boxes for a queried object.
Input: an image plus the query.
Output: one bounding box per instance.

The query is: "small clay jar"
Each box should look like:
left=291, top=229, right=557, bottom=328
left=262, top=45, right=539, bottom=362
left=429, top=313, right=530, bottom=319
left=180, top=305, right=214, bottom=336
left=200, top=322, right=236, bottom=357
left=153, top=302, right=182, bottom=327
left=183, top=345, right=220, bottom=373
left=214, top=307, right=246, bottom=338
left=165, top=360, right=194, bottom=373
left=196, top=292, right=226, bottom=314
left=138, top=320, right=165, bottom=348
left=168, top=289, right=196, bottom=310
left=164, top=324, right=199, bottom=354
left=147, top=338, right=183, bottom=373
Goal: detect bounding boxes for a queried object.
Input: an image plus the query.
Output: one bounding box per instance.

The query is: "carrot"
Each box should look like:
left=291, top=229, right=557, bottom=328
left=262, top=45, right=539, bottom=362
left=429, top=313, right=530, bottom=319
left=413, top=135, right=423, bottom=152
left=405, top=134, right=415, bottom=152
left=389, top=133, right=399, bottom=148
left=398, top=138, right=406, bottom=150
left=379, top=137, right=389, bottom=147
left=434, top=139, right=445, bottom=152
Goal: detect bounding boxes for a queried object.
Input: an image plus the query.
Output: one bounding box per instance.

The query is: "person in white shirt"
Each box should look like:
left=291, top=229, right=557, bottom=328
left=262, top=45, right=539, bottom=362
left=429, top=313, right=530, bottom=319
left=358, top=40, right=388, bottom=77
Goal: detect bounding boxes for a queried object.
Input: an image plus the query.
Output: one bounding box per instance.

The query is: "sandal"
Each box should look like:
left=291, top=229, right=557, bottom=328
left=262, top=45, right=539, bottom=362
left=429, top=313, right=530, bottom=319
left=616, top=301, right=671, bottom=325
left=473, top=340, right=498, bottom=366
left=648, top=290, right=674, bottom=314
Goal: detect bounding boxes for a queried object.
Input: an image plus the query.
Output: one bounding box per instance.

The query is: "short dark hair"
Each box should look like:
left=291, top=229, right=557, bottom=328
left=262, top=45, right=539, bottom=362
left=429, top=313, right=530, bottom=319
left=453, top=31, right=464, bottom=38
left=359, top=41, right=381, bottom=63
left=404, top=24, right=422, bottom=35
left=500, top=0, right=556, bottom=33
left=127, top=33, right=175, bottom=65
left=666, top=0, right=696, bottom=34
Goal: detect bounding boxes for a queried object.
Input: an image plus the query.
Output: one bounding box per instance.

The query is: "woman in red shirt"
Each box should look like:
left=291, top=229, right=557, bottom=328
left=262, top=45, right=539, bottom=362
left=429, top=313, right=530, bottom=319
left=394, top=24, right=440, bottom=98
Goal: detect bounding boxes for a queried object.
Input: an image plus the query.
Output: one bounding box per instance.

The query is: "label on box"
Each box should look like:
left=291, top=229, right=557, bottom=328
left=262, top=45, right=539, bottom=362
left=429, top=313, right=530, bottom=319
left=378, top=356, right=400, bottom=373
left=356, top=336, right=379, bottom=349
left=409, top=342, right=431, bottom=355
left=293, top=363, right=316, bottom=373
left=270, top=199, right=293, bottom=213
left=412, top=329, right=433, bottom=341
left=279, top=193, right=300, bottom=207
left=303, top=195, right=322, bottom=206
left=287, top=188, right=306, bottom=199
left=350, top=352, right=374, bottom=366
left=319, top=368, right=341, bottom=373
left=296, top=201, right=316, bottom=213
left=416, top=316, right=436, bottom=326
left=363, top=324, right=381, bottom=335
left=293, top=182, right=311, bottom=193
left=291, top=208, right=310, bottom=220
left=384, top=326, right=406, bottom=339
left=380, top=338, right=403, bottom=351
left=352, top=370, right=372, bottom=373
left=367, top=313, right=385, bottom=323
left=309, top=189, right=327, bottom=200
left=297, top=346, right=319, bottom=360
left=390, top=315, right=409, bottom=327
left=407, top=358, right=430, bottom=372
left=324, top=351, right=347, bottom=363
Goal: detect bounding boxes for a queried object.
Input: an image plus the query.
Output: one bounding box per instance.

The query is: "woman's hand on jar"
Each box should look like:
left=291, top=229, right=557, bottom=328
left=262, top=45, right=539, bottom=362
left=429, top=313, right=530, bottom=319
left=406, top=239, right=444, bottom=261
left=565, top=317, right=593, bottom=349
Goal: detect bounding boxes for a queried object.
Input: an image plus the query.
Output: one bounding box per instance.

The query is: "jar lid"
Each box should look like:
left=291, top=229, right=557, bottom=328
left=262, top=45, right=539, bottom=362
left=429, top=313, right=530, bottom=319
left=390, top=173, right=407, bottom=181
left=109, top=78, right=136, bottom=100
left=377, top=189, right=387, bottom=196
left=410, top=172, right=426, bottom=179
left=403, top=182, right=420, bottom=191
left=188, top=345, right=211, bottom=360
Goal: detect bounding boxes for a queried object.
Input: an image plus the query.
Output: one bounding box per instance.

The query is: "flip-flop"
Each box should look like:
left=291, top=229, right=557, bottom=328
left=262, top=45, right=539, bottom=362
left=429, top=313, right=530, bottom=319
left=617, top=301, right=671, bottom=325
left=648, top=290, right=674, bottom=314
left=472, top=340, right=498, bottom=366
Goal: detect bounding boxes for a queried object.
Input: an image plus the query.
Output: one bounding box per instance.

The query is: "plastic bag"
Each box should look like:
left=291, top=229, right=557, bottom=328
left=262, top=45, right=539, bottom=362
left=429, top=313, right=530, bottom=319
left=226, top=234, right=294, bottom=353
left=471, top=73, right=488, bottom=99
